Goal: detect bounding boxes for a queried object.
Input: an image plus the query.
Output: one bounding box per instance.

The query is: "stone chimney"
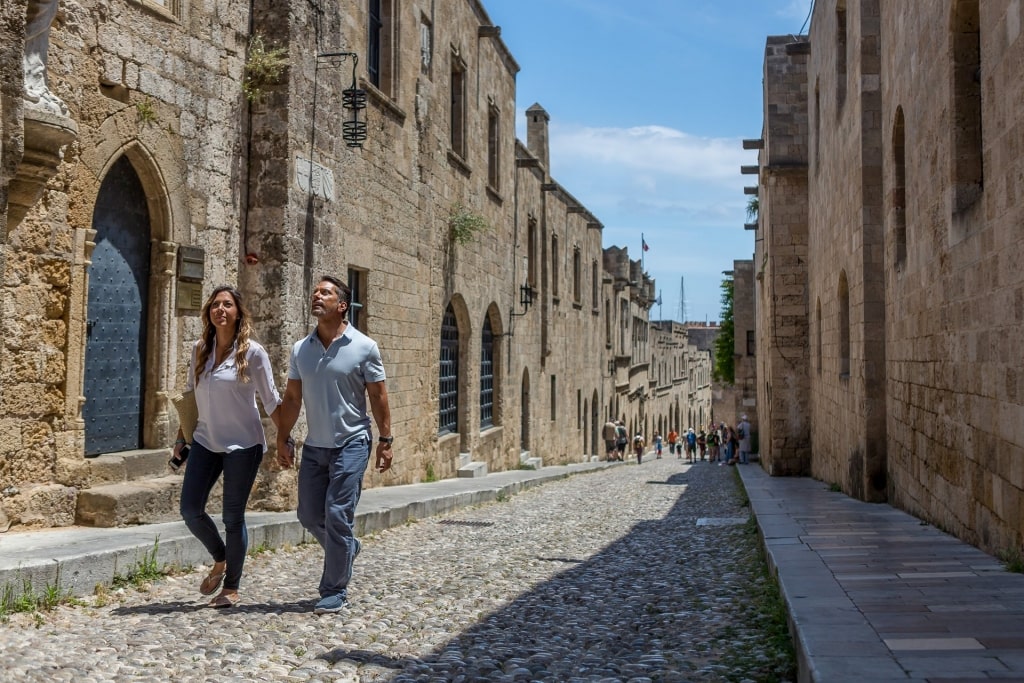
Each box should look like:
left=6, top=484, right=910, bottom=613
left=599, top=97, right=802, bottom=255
left=525, top=103, right=549, bottom=170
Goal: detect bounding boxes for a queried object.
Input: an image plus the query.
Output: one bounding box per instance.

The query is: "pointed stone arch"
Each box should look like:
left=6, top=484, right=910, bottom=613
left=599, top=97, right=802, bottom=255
left=69, top=113, right=191, bottom=453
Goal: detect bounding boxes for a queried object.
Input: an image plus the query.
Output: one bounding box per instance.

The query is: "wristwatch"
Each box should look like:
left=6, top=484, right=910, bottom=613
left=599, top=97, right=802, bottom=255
left=379, top=436, right=394, bottom=446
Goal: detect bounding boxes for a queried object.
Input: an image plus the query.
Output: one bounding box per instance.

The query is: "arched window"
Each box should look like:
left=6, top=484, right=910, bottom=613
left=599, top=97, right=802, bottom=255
left=439, top=304, right=459, bottom=434
left=480, top=315, right=494, bottom=428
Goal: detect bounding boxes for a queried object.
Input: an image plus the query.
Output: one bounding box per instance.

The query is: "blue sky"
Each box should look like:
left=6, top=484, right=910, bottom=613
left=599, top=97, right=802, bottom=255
left=485, top=0, right=813, bottom=323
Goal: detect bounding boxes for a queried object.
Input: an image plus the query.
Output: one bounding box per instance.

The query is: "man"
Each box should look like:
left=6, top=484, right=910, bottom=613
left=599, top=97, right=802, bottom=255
left=667, top=428, right=678, bottom=458
left=737, top=414, right=752, bottom=465
left=614, top=421, right=628, bottom=461
left=602, top=418, right=618, bottom=461
left=277, top=275, right=393, bottom=614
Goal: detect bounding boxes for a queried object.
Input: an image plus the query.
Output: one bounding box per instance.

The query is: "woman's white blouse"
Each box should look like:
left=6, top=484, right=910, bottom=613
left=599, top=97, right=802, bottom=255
left=185, top=340, right=281, bottom=453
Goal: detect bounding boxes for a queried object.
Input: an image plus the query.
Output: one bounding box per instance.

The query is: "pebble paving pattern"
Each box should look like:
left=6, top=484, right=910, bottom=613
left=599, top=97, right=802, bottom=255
left=0, top=457, right=795, bottom=682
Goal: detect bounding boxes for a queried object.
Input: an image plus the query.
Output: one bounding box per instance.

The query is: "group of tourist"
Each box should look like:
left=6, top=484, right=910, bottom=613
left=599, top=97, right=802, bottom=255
left=602, top=416, right=753, bottom=466
left=171, top=277, right=392, bottom=613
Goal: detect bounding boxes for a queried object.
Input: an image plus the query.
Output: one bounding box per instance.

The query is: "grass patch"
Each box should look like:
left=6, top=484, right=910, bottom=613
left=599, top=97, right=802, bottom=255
left=718, top=476, right=797, bottom=682
left=0, top=577, right=81, bottom=622
left=516, top=463, right=536, bottom=471
left=112, top=538, right=164, bottom=590
left=248, top=542, right=272, bottom=557
left=998, top=546, right=1024, bottom=573
left=424, top=463, right=438, bottom=483
left=827, top=482, right=842, bottom=492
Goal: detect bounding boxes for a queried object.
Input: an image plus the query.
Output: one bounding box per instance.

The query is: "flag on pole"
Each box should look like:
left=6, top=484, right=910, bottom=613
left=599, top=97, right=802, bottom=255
left=642, top=238, right=649, bottom=252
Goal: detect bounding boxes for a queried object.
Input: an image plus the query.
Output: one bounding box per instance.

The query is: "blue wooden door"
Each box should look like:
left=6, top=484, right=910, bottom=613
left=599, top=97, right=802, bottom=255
left=83, top=156, right=150, bottom=455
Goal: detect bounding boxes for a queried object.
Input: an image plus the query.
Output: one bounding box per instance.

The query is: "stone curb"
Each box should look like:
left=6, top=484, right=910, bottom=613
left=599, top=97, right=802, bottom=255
left=0, top=462, right=618, bottom=601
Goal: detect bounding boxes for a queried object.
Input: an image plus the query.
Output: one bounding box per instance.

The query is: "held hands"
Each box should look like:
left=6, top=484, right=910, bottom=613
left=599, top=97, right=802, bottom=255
left=276, top=436, right=296, bottom=469
left=375, top=441, right=393, bottom=473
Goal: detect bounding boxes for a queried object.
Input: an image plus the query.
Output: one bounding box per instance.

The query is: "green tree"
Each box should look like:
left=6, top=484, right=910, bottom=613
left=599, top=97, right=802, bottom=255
left=713, top=276, right=735, bottom=383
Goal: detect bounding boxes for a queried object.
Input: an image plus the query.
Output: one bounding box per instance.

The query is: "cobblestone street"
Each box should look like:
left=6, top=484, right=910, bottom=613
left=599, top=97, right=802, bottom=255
left=0, top=458, right=795, bottom=682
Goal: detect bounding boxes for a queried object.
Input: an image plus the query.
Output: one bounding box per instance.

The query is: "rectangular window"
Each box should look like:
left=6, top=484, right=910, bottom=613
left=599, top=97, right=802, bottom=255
left=551, top=235, right=559, bottom=298
left=368, top=0, right=397, bottom=97
left=527, top=218, right=537, bottom=287
left=487, top=106, right=500, bottom=190
left=746, top=329, right=755, bottom=356
left=419, top=16, right=432, bottom=75
left=450, top=52, right=466, bottom=157
left=572, top=248, right=581, bottom=303
left=550, top=375, right=557, bottom=421
left=347, top=267, right=366, bottom=331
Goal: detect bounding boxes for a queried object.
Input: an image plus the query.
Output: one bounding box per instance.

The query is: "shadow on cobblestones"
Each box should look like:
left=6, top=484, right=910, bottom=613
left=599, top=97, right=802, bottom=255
left=316, top=463, right=791, bottom=682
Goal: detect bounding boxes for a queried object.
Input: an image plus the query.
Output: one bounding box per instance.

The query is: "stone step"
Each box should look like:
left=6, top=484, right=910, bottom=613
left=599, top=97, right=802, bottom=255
left=525, top=457, right=543, bottom=469
left=75, top=475, right=223, bottom=527
left=86, top=449, right=172, bottom=485
left=456, top=461, right=488, bottom=478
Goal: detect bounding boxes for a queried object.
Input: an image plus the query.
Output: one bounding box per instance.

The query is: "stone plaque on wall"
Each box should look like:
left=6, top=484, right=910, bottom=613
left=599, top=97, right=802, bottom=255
left=295, top=157, right=335, bottom=201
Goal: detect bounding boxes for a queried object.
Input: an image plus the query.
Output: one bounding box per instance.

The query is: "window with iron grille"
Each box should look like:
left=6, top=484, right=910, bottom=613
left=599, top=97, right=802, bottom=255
left=480, top=316, right=494, bottom=428
left=347, top=267, right=365, bottom=331
left=438, top=305, right=459, bottom=434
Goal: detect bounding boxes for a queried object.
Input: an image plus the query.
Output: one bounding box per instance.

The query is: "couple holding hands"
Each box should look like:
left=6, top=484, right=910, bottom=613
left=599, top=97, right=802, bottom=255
left=171, top=276, right=392, bottom=613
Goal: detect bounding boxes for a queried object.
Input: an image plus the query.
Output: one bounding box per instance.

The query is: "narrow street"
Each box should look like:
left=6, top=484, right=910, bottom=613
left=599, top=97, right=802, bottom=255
left=0, top=458, right=795, bottom=682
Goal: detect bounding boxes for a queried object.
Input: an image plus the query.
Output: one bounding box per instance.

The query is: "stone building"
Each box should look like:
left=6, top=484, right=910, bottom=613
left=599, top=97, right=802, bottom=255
left=0, top=0, right=699, bottom=530
left=752, top=0, right=1024, bottom=554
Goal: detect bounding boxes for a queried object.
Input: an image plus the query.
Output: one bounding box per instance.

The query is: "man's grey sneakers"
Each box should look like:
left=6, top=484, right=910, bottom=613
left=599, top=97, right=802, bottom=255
left=314, top=594, right=348, bottom=614
left=313, top=540, right=361, bottom=614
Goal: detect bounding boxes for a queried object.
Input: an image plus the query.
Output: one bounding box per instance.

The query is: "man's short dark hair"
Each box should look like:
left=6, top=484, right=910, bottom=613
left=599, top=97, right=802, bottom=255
left=319, top=275, right=352, bottom=319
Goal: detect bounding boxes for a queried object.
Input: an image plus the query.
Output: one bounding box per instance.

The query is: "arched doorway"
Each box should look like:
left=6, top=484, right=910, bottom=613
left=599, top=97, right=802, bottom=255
left=590, top=390, right=599, bottom=457
left=83, top=156, right=151, bottom=455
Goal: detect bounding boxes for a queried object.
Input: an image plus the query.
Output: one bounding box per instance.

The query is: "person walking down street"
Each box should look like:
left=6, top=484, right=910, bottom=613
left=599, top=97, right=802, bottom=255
left=737, top=414, right=753, bottom=465
left=603, top=418, right=618, bottom=461
left=653, top=431, right=663, bottom=459
left=685, top=428, right=697, bottom=463
left=707, top=424, right=721, bottom=463
left=697, top=428, right=707, bottom=461
left=276, top=275, right=393, bottom=615
left=615, top=421, right=628, bottom=462
left=176, top=285, right=283, bottom=609
left=667, top=428, right=679, bottom=458
left=633, top=432, right=646, bottom=464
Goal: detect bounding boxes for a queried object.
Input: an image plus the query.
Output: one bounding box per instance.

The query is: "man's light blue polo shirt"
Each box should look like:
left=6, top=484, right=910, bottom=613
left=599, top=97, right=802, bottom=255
left=288, top=325, right=386, bottom=448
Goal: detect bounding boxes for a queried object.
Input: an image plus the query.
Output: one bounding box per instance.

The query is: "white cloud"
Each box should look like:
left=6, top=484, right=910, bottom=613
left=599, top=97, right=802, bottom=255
left=549, top=123, right=750, bottom=185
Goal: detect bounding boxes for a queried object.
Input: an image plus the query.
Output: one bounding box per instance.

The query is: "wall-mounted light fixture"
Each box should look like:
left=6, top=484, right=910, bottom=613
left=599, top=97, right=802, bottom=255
left=315, top=51, right=367, bottom=148
left=520, top=283, right=535, bottom=310
left=510, top=283, right=536, bottom=320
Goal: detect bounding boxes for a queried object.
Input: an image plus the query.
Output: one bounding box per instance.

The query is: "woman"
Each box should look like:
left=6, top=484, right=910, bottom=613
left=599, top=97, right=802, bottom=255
left=172, top=285, right=282, bottom=608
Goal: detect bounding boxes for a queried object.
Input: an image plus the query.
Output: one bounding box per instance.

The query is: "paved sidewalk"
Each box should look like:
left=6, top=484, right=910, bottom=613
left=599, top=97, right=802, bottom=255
left=0, top=461, right=616, bottom=600
left=739, top=464, right=1024, bottom=683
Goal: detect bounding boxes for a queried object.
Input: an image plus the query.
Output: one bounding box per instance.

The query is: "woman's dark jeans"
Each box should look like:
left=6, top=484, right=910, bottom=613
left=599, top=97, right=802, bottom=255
left=179, top=442, right=263, bottom=591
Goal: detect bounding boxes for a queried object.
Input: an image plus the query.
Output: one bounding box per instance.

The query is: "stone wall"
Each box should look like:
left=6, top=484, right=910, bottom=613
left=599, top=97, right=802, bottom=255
left=0, top=0, right=701, bottom=530
left=878, top=0, right=1024, bottom=551
left=755, top=0, right=1024, bottom=554
left=754, top=35, right=811, bottom=476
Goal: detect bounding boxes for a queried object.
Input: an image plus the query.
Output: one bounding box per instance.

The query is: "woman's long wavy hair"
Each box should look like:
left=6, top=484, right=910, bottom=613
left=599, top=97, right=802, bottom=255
left=195, top=285, right=253, bottom=385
